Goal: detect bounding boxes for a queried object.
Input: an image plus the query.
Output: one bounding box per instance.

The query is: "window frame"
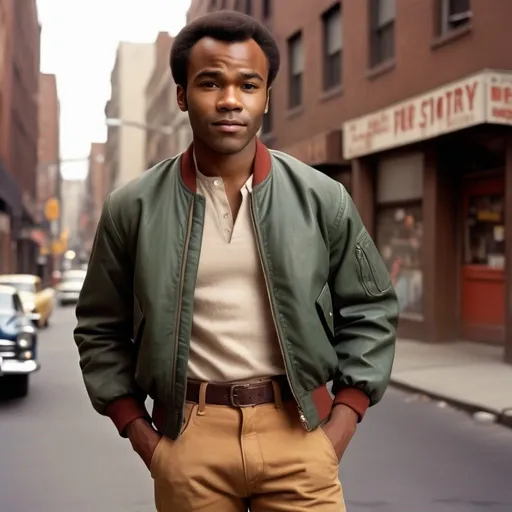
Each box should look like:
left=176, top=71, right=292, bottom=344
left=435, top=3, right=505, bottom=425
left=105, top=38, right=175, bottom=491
left=287, top=31, right=304, bottom=109
left=369, top=0, right=396, bottom=69
left=322, top=3, right=343, bottom=91
left=438, top=0, right=472, bottom=34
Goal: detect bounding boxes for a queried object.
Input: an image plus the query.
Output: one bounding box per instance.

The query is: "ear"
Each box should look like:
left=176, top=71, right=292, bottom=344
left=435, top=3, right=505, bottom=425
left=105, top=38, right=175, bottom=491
left=264, top=87, right=271, bottom=114
left=177, top=85, right=188, bottom=112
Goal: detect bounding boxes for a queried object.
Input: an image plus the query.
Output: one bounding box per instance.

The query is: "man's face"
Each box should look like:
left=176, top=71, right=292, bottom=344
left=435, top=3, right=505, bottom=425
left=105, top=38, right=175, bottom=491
left=177, top=37, right=270, bottom=155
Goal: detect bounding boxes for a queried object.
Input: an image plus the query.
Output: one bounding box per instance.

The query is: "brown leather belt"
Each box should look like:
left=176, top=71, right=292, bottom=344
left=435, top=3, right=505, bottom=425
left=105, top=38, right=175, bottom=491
left=186, top=376, right=293, bottom=407
left=151, top=377, right=295, bottom=432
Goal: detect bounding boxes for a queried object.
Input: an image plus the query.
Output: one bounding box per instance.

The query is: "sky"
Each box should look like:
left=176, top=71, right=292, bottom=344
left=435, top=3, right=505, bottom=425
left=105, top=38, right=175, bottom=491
left=37, top=0, right=190, bottom=180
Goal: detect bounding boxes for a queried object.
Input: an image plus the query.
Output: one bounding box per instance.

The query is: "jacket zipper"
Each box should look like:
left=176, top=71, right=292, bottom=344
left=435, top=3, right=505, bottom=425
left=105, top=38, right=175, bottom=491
left=170, top=200, right=194, bottom=425
left=250, top=197, right=311, bottom=431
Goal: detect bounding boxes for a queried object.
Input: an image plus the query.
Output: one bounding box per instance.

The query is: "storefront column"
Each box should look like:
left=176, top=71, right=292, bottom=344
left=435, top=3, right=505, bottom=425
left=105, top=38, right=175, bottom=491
left=504, top=135, right=512, bottom=364
left=351, top=158, right=375, bottom=237
left=421, top=144, right=459, bottom=343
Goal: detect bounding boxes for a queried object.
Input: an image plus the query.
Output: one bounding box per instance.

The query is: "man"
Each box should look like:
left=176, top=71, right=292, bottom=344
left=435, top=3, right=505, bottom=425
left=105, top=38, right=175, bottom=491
left=74, top=10, right=398, bottom=512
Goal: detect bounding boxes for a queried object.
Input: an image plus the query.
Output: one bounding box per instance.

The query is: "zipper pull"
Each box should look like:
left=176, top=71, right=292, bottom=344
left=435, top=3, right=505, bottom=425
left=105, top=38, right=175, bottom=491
left=298, top=408, right=310, bottom=430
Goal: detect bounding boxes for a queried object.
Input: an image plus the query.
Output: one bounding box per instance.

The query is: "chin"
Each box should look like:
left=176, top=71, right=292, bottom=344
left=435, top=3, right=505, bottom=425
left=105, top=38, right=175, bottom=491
left=209, top=137, right=253, bottom=155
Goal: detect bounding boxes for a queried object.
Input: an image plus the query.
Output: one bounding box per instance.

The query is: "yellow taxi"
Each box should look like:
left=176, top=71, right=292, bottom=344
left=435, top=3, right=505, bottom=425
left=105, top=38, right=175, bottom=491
left=0, top=274, right=55, bottom=328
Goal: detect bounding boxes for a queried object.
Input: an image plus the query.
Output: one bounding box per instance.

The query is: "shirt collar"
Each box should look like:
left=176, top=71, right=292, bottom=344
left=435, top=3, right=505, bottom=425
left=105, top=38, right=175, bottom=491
left=193, top=150, right=253, bottom=193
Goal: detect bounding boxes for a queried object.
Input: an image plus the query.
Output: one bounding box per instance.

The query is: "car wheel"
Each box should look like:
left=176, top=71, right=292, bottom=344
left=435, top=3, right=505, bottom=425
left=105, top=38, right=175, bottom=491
left=10, top=375, right=29, bottom=398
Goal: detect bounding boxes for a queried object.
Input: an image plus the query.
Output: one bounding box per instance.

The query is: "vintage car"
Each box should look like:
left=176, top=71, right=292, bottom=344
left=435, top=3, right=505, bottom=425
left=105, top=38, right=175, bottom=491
left=56, top=269, right=86, bottom=306
left=0, top=284, right=40, bottom=397
left=0, top=274, right=55, bottom=328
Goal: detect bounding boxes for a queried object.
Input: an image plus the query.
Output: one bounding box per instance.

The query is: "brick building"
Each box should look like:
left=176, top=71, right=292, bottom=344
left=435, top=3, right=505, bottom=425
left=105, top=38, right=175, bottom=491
left=0, top=0, right=41, bottom=274
left=187, top=0, right=512, bottom=362
left=36, top=72, right=60, bottom=281
left=80, top=143, right=107, bottom=257
left=145, top=32, right=191, bottom=169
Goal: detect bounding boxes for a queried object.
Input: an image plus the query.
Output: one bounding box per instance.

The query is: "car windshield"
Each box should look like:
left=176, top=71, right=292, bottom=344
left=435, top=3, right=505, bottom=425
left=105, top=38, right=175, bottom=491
left=0, top=281, right=35, bottom=293
left=0, top=292, right=14, bottom=310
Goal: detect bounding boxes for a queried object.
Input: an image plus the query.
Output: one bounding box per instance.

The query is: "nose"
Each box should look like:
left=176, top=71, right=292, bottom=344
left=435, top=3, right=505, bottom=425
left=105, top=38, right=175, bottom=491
left=216, top=85, right=243, bottom=112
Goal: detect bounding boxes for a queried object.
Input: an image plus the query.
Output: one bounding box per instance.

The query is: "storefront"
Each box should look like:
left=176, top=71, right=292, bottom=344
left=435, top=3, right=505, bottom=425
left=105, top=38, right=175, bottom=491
left=343, top=69, right=512, bottom=363
left=0, top=159, right=22, bottom=273
left=281, top=129, right=352, bottom=191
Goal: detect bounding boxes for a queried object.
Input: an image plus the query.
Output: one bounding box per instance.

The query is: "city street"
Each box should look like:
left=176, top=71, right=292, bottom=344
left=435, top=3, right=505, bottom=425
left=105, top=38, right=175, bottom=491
left=1, top=306, right=511, bottom=512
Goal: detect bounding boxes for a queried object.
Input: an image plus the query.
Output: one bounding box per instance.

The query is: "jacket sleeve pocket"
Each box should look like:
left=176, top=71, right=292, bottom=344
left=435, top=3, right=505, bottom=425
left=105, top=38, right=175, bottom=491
left=315, top=282, right=335, bottom=338
left=355, top=231, right=392, bottom=297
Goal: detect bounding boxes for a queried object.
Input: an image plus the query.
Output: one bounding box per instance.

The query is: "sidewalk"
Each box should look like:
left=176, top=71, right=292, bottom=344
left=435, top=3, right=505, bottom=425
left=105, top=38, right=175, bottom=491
left=390, top=339, right=512, bottom=424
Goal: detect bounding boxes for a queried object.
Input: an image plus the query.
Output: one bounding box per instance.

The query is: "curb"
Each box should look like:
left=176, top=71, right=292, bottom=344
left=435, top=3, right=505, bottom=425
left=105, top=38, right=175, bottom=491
left=389, top=379, right=512, bottom=429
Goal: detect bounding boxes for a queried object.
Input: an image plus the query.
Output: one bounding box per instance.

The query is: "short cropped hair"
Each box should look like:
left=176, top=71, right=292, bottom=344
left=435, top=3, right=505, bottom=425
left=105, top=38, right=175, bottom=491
left=170, top=10, right=280, bottom=89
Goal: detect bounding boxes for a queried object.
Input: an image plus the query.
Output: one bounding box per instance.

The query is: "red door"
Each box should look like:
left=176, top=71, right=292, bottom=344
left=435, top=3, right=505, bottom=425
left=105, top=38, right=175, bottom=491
left=461, top=176, right=505, bottom=343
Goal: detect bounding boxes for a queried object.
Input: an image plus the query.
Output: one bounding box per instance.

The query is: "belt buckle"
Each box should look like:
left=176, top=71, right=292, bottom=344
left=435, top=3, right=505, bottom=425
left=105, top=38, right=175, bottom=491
left=229, top=383, right=253, bottom=408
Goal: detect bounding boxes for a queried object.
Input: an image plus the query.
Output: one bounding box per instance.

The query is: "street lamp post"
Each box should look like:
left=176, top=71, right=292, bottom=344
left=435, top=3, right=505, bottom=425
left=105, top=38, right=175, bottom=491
left=105, top=118, right=173, bottom=135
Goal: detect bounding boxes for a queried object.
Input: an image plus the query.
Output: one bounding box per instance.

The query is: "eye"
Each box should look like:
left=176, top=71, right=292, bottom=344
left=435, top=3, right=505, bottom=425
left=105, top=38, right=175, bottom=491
left=200, top=82, right=218, bottom=89
left=241, top=83, right=258, bottom=91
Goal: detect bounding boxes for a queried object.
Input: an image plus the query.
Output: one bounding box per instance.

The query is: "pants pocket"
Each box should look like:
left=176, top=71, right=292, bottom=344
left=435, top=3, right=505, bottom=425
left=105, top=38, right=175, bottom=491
left=150, top=436, right=165, bottom=478
left=150, top=402, right=197, bottom=479
left=317, top=427, right=339, bottom=466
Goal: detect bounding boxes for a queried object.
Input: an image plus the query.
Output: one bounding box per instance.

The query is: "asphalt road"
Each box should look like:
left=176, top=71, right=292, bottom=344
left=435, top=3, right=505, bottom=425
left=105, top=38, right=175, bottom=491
left=1, top=306, right=511, bottom=512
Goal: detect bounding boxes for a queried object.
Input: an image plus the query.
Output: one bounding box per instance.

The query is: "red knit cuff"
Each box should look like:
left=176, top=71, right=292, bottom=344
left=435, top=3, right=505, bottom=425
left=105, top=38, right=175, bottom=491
left=106, top=396, right=149, bottom=437
left=333, top=388, right=370, bottom=422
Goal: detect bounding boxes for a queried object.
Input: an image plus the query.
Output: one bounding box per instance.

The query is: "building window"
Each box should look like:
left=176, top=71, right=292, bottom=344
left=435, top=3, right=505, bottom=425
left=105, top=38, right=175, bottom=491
left=369, top=0, right=395, bottom=68
left=208, top=0, right=217, bottom=11
left=322, top=3, right=342, bottom=90
left=263, top=0, right=271, bottom=19
left=220, top=0, right=227, bottom=8
left=288, top=32, right=303, bottom=109
left=376, top=153, right=424, bottom=321
left=439, top=0, right=472, bottom=33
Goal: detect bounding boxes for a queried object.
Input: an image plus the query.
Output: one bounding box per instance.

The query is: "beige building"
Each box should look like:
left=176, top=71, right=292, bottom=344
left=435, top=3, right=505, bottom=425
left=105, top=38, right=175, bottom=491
left=61, top=179, right=86, bottom=250
left=104, top=42, right=155, bottom=192
left=145, top=32, right=192, bottom=169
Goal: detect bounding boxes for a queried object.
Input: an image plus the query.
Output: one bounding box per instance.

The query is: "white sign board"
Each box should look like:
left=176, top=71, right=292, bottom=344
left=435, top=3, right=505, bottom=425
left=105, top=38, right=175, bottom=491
left=343, top=70, right=512, bottom=160
left=486, top=71, right=512, bottom=126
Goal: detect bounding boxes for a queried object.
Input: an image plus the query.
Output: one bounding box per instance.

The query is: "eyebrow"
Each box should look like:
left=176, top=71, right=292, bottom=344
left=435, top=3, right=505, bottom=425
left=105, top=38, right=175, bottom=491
left=193, top=70, right=265, bottom=82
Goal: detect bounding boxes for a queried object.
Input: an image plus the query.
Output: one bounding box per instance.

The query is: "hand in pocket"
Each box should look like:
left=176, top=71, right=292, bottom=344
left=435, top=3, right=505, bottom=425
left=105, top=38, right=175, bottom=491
left=126, top=418, right=163, bottom=469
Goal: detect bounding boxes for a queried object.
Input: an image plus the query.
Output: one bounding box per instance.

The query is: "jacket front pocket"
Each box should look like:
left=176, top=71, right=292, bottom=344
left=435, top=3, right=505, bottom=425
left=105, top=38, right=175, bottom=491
left=355, top=231, right=392, bottom=297
left=315, top=282, right=334, bottom=338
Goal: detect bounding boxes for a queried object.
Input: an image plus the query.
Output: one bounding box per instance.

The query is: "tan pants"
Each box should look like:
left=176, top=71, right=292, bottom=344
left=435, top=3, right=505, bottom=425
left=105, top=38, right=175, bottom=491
left=150, top=401, right=346, bottom=511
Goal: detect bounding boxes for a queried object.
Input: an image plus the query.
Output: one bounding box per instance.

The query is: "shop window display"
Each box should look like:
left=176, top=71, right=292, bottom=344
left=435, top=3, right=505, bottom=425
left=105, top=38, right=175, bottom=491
left=464, top=193, right=505, bottom=269
left=376, top=204, right=423, bottom=320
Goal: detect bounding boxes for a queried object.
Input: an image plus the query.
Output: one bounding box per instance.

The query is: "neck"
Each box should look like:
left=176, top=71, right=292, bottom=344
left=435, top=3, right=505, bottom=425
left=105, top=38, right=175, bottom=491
left=193, top=137, right=257, bottom=183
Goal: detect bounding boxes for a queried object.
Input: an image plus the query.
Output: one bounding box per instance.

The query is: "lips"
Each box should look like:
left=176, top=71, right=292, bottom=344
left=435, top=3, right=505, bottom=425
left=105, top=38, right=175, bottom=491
left=212, top=120, right=246, bottom=133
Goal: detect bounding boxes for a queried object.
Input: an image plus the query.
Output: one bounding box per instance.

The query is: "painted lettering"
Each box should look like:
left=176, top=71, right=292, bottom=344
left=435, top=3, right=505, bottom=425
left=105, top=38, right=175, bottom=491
left=453, top=87, right=464, bottom=114
left=506, top=87, right=512, bottom=105
left=394, top=104, right=415, bottom=134
left=445, top=90, right=453, bottom=119
left=492, top=107, right=512, bottom=121
left=465, top=82, right=478, bottom=110
left=491, top=85, right=502, bottom=102
left=490, top=85, right=512, bottom=105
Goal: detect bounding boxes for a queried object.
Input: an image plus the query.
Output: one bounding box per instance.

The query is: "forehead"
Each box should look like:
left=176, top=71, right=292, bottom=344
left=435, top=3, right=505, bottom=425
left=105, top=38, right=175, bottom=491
left=188, top=37, right=268, bottom=75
